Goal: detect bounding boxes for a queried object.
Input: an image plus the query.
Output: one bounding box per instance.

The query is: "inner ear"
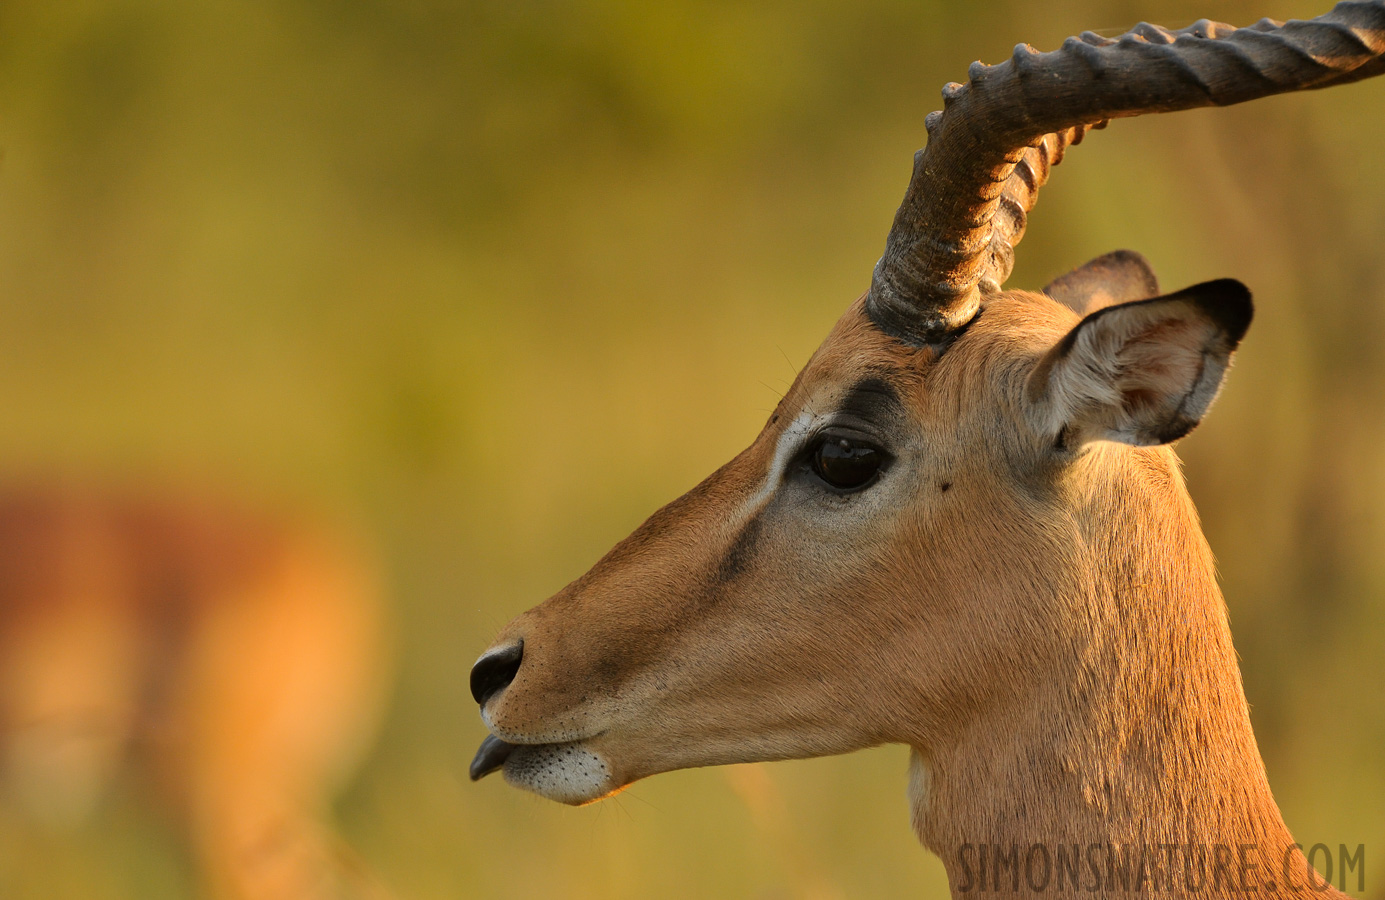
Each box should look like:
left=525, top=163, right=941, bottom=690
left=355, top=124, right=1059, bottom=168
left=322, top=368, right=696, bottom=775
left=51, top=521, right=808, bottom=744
left=1042, top=249, right=1161, bottom=316
left=1026, top=279, right=1253, bottom=449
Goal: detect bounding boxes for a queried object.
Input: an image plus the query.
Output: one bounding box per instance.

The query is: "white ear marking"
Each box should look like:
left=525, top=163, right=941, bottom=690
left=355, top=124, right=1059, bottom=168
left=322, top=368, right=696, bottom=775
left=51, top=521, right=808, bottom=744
left=1027, top=280, right=1251, bottom=449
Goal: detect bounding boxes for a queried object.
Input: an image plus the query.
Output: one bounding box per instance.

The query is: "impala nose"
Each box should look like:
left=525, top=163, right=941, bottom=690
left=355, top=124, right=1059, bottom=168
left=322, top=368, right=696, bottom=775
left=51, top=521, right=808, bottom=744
left=471, top=641, right=523, bottom=706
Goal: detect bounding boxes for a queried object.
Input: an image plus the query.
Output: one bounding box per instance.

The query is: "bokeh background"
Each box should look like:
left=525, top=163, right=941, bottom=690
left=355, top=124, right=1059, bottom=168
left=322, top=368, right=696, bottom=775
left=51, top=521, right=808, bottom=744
left=1, top=0, right=1382, bottom=897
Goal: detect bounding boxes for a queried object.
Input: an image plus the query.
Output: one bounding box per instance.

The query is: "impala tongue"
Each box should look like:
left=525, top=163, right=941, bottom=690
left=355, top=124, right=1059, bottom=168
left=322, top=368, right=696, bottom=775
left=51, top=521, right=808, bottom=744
left=470, top=734, right=515, bottom=781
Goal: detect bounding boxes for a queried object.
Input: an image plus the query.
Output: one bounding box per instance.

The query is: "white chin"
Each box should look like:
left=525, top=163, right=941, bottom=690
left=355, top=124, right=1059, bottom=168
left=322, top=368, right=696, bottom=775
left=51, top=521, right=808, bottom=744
left=503, top=742, right=613, bottom=805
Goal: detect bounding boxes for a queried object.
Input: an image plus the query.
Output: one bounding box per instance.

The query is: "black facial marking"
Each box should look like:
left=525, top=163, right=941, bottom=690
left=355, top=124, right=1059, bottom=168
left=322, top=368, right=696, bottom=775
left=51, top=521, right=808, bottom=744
left=717, top=516, right=762, bottom=583
left=939, top=481, right=952, bottom=493
left=836, top=376, right=902, bottom=424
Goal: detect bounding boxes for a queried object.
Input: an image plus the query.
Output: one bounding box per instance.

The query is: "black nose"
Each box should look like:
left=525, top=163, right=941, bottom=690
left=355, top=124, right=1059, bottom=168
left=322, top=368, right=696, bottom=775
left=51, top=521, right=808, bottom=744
left=471, top=641, right=523, bottom=706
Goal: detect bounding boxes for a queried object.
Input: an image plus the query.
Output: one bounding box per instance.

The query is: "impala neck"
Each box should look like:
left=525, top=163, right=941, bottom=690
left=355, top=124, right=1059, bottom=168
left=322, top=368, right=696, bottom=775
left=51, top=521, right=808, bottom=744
left=911, top=447, right=1342, bottom=899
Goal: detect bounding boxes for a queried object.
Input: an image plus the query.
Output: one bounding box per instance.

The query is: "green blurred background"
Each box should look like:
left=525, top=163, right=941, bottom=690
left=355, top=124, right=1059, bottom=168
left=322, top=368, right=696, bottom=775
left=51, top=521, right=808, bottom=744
left=0, top=0, right=1382, bottom=897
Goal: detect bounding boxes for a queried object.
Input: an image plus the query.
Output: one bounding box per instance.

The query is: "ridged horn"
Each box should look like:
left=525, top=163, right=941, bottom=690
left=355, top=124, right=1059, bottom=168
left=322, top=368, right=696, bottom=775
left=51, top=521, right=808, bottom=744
left=867, top=1, right=1385, bottom=346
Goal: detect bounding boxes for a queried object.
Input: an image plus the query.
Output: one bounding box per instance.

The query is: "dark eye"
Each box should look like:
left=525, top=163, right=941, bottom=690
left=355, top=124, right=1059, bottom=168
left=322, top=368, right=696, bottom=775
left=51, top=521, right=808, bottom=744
left=810, top=437, right=885, bottom=491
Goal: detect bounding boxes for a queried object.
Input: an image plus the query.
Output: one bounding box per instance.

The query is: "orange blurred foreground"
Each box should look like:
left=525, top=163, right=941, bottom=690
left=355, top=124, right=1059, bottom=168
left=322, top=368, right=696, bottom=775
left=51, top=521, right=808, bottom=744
left=0, top=482, right=392, bottom=899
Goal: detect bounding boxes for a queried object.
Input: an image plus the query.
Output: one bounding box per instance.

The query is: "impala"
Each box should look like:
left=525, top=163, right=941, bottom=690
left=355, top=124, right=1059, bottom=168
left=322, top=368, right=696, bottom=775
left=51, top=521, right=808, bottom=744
left=0, top=484, right=390, bottom=900
left=470, top=4, right=1384, bottom=897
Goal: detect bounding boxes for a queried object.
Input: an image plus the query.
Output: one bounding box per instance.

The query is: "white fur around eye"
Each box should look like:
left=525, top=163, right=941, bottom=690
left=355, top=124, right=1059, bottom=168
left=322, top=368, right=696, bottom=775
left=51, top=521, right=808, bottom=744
left=742, top=410, right=819, bottom=514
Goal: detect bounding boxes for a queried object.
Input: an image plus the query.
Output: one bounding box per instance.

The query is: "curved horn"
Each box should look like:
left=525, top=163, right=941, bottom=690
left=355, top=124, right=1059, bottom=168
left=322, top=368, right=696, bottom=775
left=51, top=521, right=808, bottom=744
left=867, top=0, right=1385, bottom=346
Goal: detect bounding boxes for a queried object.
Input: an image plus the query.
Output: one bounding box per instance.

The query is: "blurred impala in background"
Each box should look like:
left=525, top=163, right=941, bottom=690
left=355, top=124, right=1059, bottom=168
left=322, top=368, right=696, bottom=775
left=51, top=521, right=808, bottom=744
left=0, top=481, right=391, bottom=899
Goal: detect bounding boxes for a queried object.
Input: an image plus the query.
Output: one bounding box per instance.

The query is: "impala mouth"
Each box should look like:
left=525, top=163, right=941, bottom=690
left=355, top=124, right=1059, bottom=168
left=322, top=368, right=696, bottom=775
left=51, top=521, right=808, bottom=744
left=469, top=734, right=514, bottom=781
left=469, top=732, right=616, bottom=804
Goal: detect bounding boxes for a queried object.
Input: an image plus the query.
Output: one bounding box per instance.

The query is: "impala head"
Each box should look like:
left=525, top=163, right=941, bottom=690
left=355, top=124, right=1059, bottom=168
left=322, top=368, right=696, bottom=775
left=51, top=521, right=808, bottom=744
left=471, top=3, right=1385, bottom=814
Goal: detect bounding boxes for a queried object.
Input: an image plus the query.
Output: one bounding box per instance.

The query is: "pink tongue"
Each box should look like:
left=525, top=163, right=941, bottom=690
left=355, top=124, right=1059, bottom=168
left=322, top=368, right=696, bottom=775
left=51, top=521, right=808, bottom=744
left=470, top=734, right=514, bottom=781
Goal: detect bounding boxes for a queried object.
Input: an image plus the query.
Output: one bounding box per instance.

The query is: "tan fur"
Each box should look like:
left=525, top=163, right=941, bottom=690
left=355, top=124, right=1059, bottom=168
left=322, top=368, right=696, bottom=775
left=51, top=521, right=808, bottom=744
left=1042, top=250, right=1161, bottom=316
left=0, top=484, right=391, bottom=900
left=477, top=290, right=1344, bottom=899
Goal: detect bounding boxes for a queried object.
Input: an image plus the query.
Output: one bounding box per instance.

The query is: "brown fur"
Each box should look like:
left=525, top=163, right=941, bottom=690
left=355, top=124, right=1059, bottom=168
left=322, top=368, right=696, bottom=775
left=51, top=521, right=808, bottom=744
left=477, top=290, right=1345, bottom=898
left=1042, top=250, right=1161, bottom=316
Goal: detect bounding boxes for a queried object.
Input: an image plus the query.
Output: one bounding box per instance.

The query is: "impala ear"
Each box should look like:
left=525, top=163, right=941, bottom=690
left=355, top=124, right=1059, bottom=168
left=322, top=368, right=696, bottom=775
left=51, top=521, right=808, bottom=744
left=1042, top=249, right=1161, bottom=316
left=1026, top=279, right=1253, bottom=449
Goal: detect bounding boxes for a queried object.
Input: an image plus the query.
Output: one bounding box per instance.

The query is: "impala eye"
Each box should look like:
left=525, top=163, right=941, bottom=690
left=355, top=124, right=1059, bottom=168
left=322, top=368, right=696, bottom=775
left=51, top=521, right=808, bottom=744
left=810, top=437, right=885, bottom=491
